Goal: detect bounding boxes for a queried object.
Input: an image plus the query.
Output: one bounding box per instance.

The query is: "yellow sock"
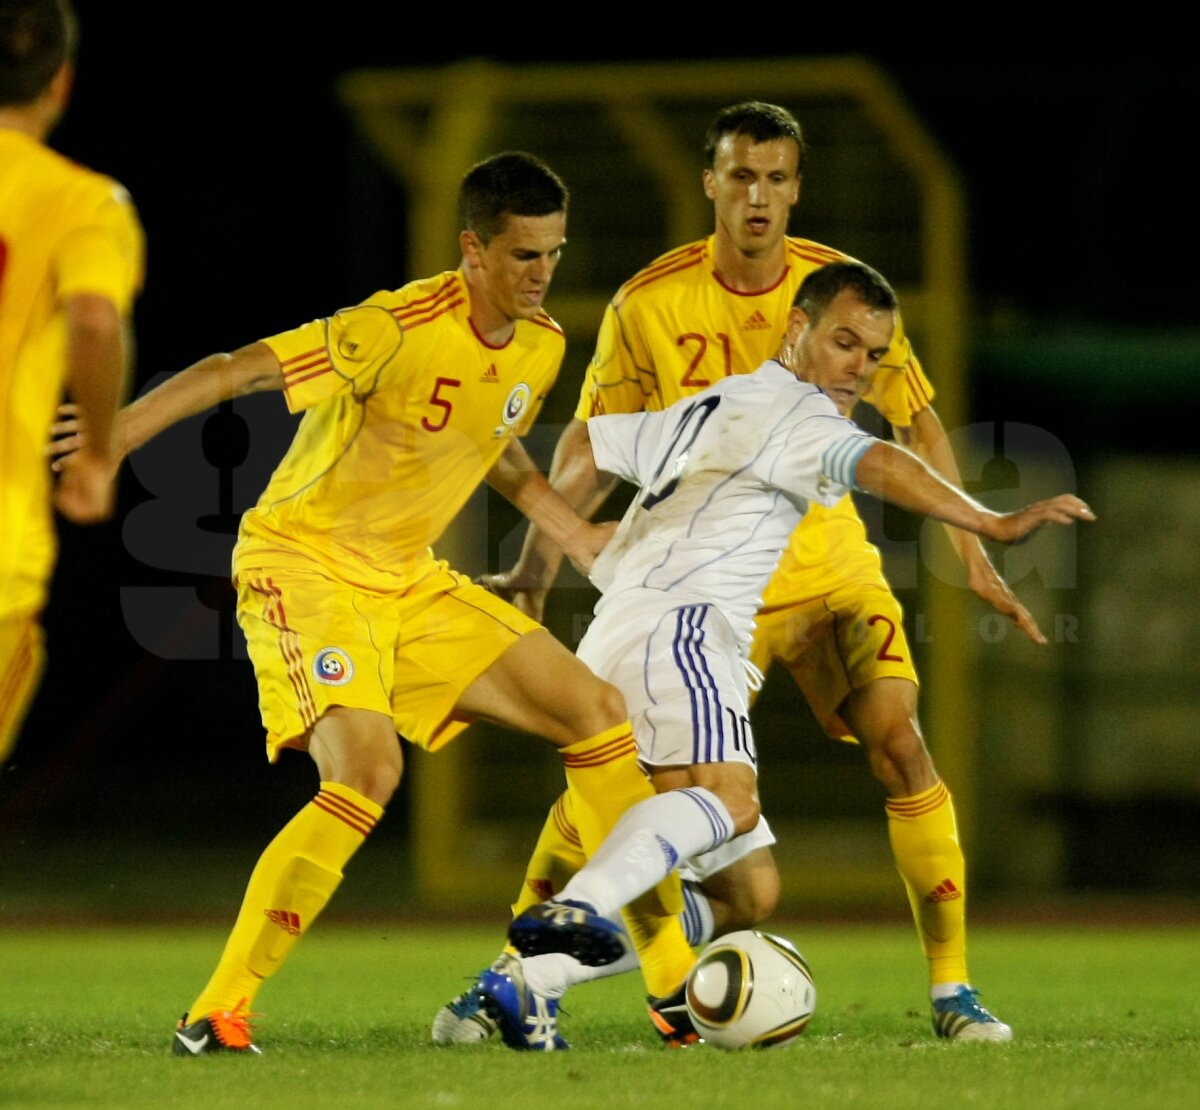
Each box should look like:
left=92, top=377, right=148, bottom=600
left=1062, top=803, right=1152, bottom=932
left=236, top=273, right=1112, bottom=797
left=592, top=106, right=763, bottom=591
left=885, top=780, right=968, bottom=987
left=510, top=792, right=587, bottom=918
left=558, top=724, right=693, bottom=993
left=186, top=781, right=382, bottom=1019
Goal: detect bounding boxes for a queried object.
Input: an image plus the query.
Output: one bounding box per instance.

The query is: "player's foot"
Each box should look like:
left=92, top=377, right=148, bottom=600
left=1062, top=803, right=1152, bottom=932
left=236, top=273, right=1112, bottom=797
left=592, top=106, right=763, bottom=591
left=931, top=987, right=1013, bottom=1042
left=647, top=981, right=700, bottom=1048
left=507, top=898, right=628, bottom=966
left=172, top=998, right=262, bottom=1056
left=430, top=975, right=499, bottom=1046
left=477, top=952, right=568, bottom=1051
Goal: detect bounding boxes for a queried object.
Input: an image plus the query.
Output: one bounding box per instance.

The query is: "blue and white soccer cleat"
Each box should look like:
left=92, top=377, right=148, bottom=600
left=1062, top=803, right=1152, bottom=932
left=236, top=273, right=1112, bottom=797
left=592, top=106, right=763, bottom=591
left=507, top=898, right=628, bottom=967
left=430, top=975, right=499, bottom=1046
left=931, top=987, right=1013, bottom=1042
left=477, top=952, right=569, bottom=1051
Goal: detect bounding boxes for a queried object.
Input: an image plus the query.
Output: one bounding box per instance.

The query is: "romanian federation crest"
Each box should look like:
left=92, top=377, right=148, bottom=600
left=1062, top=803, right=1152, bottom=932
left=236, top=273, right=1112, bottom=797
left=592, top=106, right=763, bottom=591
left=495, top=381, right=532, bottom=436
left=312, top=647, right=355, bottom=686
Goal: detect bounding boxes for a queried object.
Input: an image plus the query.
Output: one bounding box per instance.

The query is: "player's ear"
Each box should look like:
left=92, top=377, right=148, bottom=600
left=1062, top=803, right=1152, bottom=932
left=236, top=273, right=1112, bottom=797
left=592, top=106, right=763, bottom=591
left=459, top=229, right=484, bottom=268
left=702, top=168, right=716, bottom=201
left=785, top=306, right=808, bottom=346
left=791, top=174, right=802, bottom=207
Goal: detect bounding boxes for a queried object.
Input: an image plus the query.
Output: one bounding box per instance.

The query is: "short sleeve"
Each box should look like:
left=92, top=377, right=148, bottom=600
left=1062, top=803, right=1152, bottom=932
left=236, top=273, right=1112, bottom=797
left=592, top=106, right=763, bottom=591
left=264, top=302, right=405, bottom=413
left=762, top=391, right=876, bottom=507
left=574, top=299, right=655, bottom=420
left=55, top=184, right=144, bottom=313
left=588, top=411, right=650, bottom=484
left=859, top=310, right=935, bottom=426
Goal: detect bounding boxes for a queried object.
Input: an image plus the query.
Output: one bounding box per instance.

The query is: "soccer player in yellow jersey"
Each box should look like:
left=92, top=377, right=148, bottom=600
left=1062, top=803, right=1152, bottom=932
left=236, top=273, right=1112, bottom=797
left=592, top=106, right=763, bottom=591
left=56, top=152, right=696, bottom=1054
left=478, top=103, right=1040, bottom=1042
left=0, top=0, right=143, bottom=765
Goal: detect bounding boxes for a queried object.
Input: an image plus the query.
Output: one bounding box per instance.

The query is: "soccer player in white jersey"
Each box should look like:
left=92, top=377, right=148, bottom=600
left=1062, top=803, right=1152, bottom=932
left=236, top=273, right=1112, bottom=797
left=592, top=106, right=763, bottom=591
left=441, top=261, right=1094, bottom=1049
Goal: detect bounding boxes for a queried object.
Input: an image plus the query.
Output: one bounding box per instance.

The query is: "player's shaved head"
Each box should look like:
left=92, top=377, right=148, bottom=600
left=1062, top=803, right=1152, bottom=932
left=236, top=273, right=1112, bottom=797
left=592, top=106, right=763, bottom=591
left=794, top=261, right=897, bottom=324
left=704, top=101, right=806, bottom=170
left=0, top=0, right=75, bottom=106
left=459, top=151, right=569, bottom=244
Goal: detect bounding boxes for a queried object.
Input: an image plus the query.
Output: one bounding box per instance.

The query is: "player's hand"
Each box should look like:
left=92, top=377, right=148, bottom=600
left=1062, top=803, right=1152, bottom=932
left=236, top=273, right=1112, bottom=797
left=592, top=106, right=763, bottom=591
left=47, top=402, right=90, bottom=472
left=562, top=520, right=619, bottom=578
left=475, top=570, right=550, bottom=621
left=53, top=450, right=118, bottom=523
left=967, top=554, right=1047, bottom=646
left=984, top=495, right=1096, bottom=546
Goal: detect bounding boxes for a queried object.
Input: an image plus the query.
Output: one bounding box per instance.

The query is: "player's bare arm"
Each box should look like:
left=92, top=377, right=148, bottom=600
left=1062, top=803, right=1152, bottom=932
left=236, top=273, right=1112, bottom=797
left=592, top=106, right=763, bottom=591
left=485, top=436, right=616, bottom=577
left=894, top=406, right=1051, bottom=644
left=52, top=293, right=131, bottom=523
left=479, top=418, right=620, bottom=616
left=854, top=440, right=1095, bottom=543
left=50, top=340, right=285, bottom=469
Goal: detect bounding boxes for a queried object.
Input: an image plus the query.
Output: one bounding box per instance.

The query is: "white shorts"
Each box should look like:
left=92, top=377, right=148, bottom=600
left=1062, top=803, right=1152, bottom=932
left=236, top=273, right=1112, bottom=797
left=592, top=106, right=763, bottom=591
left=678, top=815, right=776, bottom=883
left=577, top=593, right=758, bottom=771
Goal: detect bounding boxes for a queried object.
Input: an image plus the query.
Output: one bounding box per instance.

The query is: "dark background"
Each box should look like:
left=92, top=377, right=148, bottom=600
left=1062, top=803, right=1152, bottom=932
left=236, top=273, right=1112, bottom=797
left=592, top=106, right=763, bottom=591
left=4, top=17, right=1198, bottom=913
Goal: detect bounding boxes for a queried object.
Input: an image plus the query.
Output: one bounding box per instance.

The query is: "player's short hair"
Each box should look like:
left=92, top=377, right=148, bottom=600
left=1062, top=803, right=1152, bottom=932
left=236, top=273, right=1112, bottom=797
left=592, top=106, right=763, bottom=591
left=0, top=0, right=75, bottom=107
left=704, top=101, right=806, bottom=170
left=794, top=261, right=898, bottom=322
left=459, top=151, right=569, bottom=243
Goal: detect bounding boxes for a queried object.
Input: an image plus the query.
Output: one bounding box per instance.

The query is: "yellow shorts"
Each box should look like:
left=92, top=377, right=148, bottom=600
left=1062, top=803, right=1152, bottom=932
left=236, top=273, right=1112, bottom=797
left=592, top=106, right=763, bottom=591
left=749, top=582, right=918, bottom=743
left=236, top=559, right=540, bottom=759
left=0, top=613, right=46, bottom=765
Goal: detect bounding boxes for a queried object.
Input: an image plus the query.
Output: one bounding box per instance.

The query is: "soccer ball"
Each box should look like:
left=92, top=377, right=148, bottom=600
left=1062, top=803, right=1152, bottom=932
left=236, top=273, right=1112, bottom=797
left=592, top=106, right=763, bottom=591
left=685, top=929, right=816, bottom=1049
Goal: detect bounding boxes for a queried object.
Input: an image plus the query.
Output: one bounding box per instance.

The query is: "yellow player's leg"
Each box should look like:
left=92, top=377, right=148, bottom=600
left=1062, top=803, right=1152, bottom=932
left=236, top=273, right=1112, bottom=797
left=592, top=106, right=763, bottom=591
left=0, top=614, right=46, bottom=765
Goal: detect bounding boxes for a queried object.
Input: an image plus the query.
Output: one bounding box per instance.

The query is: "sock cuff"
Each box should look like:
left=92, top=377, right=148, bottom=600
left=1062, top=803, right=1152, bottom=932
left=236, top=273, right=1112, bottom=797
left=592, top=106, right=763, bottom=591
left=885, top=779, right=950, bottom=819
left=559, top=721, right=637, bottom=766
left=551, top=793, right=581, bottom=849
left=676, top=786, right=735, bottom=852
left=316, top=781, right=384, bottom=834
left=681, top=881, right=716, bottom=947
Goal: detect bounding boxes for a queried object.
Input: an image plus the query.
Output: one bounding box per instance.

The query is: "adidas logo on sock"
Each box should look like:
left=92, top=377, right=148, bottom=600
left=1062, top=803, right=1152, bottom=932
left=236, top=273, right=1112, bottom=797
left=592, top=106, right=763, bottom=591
left=264, top=908, right=302, bottom=935
left=924, top=879, right=962, bottom=903
left=741, top=310, right=771, bottom=331
left=527, top=877, right=555, bottom=902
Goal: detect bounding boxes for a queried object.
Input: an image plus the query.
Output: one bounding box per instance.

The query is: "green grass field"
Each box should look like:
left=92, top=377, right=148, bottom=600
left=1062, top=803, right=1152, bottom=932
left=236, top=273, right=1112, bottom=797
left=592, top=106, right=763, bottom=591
left=1, top=922, right=1197, bottom=1109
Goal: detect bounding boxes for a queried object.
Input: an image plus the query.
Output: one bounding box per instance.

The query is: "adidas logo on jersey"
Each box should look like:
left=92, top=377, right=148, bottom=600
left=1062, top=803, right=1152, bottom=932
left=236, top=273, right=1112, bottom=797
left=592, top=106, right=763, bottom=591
left=480, top=363, right=500, bottom=383
left=924, top=879, right=963, bottom=903
left=741, top=310, right=771, bottom=331
left=264, top=908, right=302, bottom=935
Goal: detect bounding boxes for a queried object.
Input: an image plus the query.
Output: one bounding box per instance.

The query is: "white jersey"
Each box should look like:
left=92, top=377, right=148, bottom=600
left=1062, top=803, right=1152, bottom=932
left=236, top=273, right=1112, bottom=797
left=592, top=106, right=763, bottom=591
left=587, top=359, right=875, bottom=646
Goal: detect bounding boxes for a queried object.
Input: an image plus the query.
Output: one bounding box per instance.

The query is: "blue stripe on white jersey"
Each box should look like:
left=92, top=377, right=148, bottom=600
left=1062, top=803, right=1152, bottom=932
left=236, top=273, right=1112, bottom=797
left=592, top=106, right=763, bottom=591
left=821, top=435, right=873, bottom=489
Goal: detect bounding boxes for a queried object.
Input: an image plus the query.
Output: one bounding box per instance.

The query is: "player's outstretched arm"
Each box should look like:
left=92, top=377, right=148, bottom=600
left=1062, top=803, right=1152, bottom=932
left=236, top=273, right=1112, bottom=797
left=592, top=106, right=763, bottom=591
left=854, top=440, right=1095, bottom=545
left=50, top=341, right=285, bottom=471
left=895, top=406, right=1053, bottom=644
left=486, top=436, right=617, bottom=578
left=478, top=417, right=620, bottom=617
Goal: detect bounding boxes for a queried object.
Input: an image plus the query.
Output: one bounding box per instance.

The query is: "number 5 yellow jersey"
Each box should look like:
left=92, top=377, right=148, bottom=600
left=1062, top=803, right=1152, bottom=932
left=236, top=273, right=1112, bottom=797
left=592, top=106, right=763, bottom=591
left=234, top=270, right=564, bottom=591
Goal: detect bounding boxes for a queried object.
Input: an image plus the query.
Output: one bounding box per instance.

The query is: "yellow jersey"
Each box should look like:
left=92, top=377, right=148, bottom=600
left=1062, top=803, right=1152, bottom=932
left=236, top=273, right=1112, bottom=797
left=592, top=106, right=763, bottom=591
left=234, top=270, right=565, bottom=591
left=574, top=234, right=934, bottom=602
left=0, top=129, right=144, bottom=620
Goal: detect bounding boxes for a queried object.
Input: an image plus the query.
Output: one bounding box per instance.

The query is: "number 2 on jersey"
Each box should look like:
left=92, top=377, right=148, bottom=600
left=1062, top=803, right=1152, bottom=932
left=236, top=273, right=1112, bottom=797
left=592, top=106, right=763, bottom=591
left=677, top=332, right=733, bottom=388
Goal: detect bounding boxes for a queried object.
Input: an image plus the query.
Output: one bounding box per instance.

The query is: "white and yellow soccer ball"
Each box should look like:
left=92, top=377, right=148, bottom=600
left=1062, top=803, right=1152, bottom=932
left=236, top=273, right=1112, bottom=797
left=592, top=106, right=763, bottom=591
left=685, top=929, right=816, bottom=1049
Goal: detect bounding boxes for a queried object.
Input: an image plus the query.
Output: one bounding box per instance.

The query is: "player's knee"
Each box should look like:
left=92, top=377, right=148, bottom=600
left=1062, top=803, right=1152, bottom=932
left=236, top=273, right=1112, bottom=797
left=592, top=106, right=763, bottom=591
left=717, top=788, right=761, bottom=838
left=568, top=676, right=629, bottom=740
left=866, top=724, right=933, bottom=794
left=722, top=872, right=779, bottom=930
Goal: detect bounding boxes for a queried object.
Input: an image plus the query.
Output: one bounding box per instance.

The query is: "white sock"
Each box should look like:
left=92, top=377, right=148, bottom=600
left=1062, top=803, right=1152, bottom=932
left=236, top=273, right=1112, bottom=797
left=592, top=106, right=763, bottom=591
left=521, top=945, right=641, bottom=1000
left=681, top=881, right=716, bottom=946
left=931, top=981, right=970, bottom=1001
left=556, top=787, right=735, bottom=919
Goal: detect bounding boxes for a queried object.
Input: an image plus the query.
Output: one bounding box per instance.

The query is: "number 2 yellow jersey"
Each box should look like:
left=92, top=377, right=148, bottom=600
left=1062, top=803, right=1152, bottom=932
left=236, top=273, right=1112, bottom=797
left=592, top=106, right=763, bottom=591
left=233, top=270, right=565, bottom=591
left=574, top=234, right=934, bottom=602
left=0, top=130, right=144, bottom=620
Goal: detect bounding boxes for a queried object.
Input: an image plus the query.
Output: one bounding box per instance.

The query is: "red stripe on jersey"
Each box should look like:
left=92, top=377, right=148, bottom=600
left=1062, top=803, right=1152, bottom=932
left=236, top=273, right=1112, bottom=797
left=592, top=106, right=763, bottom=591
left=395, top=297, right=465, bottom=332
left=529, top=313, right=564, bottom=336
left=392, top=280, right=462, bottom=322
left=278, top=345, right=326, bottom=368
left=398, top=273, right=461, bottom=312
left=631, top=242, right=706, bottom=284
left=789, top=245, right=849, bottom=267
left=282, top=354, right=330, bottom=379
left=787, top=240, right=845, bottom=264
left=623, top=255, right=705, bottom=298
left=284, top=365, right=334, bottom=389
left=905, top=362, right=932, bottom=408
